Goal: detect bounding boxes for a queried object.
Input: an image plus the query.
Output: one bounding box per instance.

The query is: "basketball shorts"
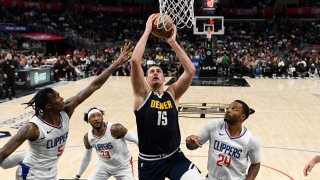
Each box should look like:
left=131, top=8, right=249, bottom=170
left=87, top=161, right=134, bottom=180
left=16, top=162, right=57, bottom=180
left=138, top=149, right=200, bottom=180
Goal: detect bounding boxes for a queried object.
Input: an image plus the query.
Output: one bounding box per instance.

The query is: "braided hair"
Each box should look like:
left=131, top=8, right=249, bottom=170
left=22, top=88, right=56, bottom=117
left=235, top=100, right=255, bottom=120
left=83, top=107, right=105, bottom=123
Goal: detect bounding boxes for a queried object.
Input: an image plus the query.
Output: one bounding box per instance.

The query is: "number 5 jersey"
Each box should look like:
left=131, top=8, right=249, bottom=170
left=18, top=111, right=69, bottom=179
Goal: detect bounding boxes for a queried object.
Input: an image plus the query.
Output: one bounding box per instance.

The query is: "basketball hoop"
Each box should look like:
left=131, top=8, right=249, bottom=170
left=158, top=0, right=195, bottom=29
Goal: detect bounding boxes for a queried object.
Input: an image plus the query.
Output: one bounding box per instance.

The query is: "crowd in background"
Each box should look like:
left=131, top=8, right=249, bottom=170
left=0, top=4, right=320, bottom=100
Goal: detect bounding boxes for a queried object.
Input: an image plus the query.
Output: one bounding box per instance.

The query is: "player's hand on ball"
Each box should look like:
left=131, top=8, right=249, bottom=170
left=146, top=14, right=157, bottom=33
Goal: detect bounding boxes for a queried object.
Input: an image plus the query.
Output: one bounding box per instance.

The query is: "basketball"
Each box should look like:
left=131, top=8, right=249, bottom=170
left=151, top=13, right=174, bottom=39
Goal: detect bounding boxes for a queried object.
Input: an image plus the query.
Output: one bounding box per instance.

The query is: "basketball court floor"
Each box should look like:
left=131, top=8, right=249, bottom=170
left=0, top=76, right=320, bottom=179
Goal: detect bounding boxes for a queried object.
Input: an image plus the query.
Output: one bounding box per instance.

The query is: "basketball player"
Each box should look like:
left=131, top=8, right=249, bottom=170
left=0, top=43, right=133, bottom=180
left=303, top=154, right=320, bottom=176
left=186, top=100, right=261, bottom=180
left=130, top=14, right=202, bottom=179
left=74, top=107, right=138, bottom=180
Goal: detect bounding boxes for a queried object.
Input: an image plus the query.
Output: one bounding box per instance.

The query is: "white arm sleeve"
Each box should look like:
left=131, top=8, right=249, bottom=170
left=76, top=148, right=92, bottom=177
left=124, top=131, right=139, bottom=145
left=248, top=136, right=261, bottom=164
left=0, top=151, right=26, bottom=169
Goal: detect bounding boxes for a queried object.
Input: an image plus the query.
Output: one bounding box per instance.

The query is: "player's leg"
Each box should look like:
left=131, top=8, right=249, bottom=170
left=205, top=174, right=209, bottom=180
left=113, top=164, right=135, bottom=180
left=180, top=167, right=203, bottom=180
left=168, top=151, right=202, bottom=180
left=87, top=164, right=111, bottom=180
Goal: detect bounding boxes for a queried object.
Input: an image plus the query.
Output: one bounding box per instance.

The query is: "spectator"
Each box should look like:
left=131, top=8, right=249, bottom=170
left=2, top=53, right=18, bottom=100
left=308, top=63, right=318, bottom=78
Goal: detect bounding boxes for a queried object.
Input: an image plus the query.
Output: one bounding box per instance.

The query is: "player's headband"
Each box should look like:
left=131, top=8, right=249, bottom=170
left=88, top=109, right=102, bottom=118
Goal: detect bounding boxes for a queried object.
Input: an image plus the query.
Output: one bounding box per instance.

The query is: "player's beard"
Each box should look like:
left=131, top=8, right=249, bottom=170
left=93, top=122, right=103, bottom=130
left=224, top=113, right=235, bottom=124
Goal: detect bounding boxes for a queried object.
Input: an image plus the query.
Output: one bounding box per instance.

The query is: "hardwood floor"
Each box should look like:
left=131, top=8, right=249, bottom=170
left=1, top=76, right=320, bottom=179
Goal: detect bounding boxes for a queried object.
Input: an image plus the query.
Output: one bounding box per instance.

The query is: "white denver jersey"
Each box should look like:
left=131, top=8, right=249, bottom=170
left=198, top=119, right=260, bottom=180
left=88, top=122, right=132, bottom=171
left=23, top=111, right=69, bottom=170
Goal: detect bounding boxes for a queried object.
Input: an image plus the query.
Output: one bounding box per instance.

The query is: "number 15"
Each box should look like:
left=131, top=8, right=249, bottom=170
left=157, top=111, right=167, bottom=126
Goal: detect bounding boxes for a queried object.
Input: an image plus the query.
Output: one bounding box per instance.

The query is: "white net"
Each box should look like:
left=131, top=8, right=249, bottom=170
left=158, top=0, right=195, bottom=30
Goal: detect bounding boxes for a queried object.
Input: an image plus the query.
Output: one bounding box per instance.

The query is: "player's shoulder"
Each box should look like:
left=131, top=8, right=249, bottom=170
left=87, top=127, right=94, bottom=139
left=60, top=110, right=70, bottom=119
left=107, top=122, right=114, bottom=127
left=24, top=122, right=39, bottom=132
left=84, top=132, right=89, bottom=140
left=29, top=115, right=40, bottom=123
left=247, top=132, right=261, bottom=147
left=110, top=122, right=122, bottom=133
left=205, top=119, right=224, bottom=130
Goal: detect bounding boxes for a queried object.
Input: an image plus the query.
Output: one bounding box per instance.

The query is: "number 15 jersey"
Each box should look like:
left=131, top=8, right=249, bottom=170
left=134, top=91, right=180, bottom=155
left=198, top=120, right=260, bottom=180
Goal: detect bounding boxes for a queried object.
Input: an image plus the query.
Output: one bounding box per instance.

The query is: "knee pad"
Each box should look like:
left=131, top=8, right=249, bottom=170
left=180, top=166, right=202, bottom=180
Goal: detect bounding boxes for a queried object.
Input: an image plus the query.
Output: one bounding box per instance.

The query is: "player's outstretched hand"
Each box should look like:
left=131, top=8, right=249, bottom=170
left=303, top=159, right=316, bottom=176
left=114, top=43, right=134, bottom=65
left=186, top=135, right=202, bottom=150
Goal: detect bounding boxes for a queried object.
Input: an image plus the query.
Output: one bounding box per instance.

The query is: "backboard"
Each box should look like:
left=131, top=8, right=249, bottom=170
left=193, top=16, right=225, bottom=39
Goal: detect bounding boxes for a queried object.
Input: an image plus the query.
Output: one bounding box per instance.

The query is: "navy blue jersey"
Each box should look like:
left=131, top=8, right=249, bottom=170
left=134, top=91, right=180, bottom=155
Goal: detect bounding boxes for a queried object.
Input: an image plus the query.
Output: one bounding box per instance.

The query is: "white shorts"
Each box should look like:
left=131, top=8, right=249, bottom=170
left=16, top=162, right=57, bottom=180
left=87, top=163, right=134, bottom=180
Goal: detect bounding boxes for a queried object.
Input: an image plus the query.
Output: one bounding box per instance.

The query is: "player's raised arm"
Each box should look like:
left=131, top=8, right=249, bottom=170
left=130, top=14, right=157, bottom=103
left=166, top=25, right=195, bottom=101
left=64, top=43, right=133, bottom=117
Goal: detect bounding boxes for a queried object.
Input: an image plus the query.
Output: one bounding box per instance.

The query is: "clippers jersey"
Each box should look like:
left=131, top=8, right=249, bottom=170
left=134, top=91, right=180, bottom=155
left=198, top=120, right=260, bottom=180
left=88, top=122, right=132, bottom=171
left=23, top=111, right=69, bottom=170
